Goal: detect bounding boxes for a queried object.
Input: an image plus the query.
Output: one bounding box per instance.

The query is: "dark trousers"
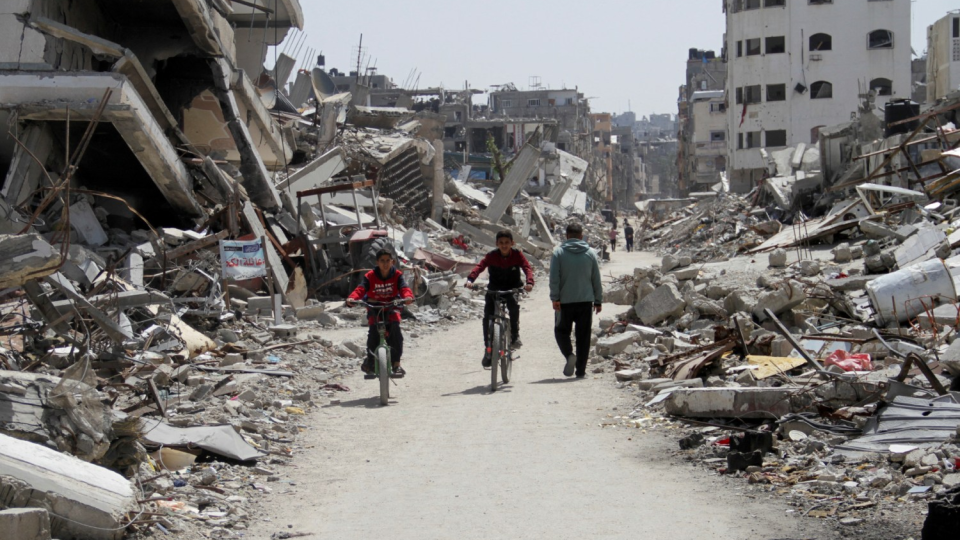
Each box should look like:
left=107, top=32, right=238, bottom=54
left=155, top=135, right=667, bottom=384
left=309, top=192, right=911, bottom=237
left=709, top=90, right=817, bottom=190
left=610, top=239, right=616, bottom=251
left=366, top=321, right=403, bottom=364
left=554, top=302, right=593, bottom=376
left=626, top=237, right=634, bottom=252
left=483, top=292, right=520, bottom=346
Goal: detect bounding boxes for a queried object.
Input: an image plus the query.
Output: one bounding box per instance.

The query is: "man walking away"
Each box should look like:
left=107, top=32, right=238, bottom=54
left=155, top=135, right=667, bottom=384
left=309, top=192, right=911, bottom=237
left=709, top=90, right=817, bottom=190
left=550, top=223, right=603, bottom=378
left=624, top=221, right=635, bottom=253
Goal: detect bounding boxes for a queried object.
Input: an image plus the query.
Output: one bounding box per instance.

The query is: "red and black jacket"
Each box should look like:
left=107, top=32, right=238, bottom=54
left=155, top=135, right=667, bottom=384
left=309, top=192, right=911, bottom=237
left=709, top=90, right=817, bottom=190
left=467, top=248, right=535, bottom=291
left=348, top=267, right=414, bottom=324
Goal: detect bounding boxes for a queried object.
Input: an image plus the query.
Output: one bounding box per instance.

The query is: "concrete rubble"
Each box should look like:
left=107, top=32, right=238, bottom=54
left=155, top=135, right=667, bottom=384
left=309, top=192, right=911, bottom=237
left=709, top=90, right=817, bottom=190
left=594, top=95, right=960, bottom=536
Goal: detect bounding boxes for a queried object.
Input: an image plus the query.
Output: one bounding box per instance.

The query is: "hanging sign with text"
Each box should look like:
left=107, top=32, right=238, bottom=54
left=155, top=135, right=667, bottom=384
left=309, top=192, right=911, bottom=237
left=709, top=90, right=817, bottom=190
left=219, top=239, right=267, bottom=280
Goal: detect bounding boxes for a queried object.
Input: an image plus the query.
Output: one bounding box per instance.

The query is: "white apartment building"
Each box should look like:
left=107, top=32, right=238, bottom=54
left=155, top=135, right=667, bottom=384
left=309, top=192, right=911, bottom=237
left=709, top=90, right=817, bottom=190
left=927, top=11, right=960, bottom=103
left=690, top=90, right=729, bottom=188
left=725, top=0, right=911, bottom=193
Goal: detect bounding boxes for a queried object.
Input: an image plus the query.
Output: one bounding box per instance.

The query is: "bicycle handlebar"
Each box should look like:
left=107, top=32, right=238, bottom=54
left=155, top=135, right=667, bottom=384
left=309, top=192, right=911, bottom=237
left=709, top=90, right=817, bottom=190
left=351, top=299, right=406, bottom=309
left=484, top=288, right=526, bottom=296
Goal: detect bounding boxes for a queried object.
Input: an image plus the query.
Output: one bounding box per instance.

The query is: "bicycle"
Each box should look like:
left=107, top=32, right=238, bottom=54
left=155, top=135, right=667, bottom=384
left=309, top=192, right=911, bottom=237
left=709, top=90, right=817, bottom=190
left=484, top=288, right=524, bottom=392
left=352, top=299, right=405, bottom=406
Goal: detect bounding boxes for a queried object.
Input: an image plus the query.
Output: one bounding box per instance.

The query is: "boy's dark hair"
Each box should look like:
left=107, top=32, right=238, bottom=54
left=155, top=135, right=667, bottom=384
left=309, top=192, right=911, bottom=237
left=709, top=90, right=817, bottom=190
left=495, top=230, right=514, bottom=242
left=375, top=249, right=394, bottom=260
left=566, top=223, right=583, bottom=236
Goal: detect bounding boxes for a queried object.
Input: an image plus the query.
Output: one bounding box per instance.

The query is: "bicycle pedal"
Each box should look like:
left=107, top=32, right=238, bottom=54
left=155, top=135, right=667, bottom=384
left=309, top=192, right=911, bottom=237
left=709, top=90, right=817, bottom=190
left=363, top=373, right=377, bottom=380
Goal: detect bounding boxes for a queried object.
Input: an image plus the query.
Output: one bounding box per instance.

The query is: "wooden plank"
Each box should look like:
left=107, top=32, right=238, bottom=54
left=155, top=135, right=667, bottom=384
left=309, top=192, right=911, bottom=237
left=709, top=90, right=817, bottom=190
left=0, top=233, right=62, bottom=289
left=747, top=355, right=808, bottom=380
left=161, top=230, right=229, bottom=260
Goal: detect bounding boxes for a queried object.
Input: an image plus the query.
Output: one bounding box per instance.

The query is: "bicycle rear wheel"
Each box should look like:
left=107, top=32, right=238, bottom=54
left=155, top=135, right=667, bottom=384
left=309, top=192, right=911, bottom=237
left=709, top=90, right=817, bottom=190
left=490, top=324, right=501, bottom=392
left=377, top=347, right=390, bottom=406
left=501, top=323, right=512, bottom=384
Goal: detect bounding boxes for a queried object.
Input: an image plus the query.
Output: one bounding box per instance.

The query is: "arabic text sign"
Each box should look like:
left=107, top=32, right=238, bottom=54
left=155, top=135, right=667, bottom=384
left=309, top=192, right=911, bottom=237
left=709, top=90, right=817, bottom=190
left=220, top=239, right=267, bottom=280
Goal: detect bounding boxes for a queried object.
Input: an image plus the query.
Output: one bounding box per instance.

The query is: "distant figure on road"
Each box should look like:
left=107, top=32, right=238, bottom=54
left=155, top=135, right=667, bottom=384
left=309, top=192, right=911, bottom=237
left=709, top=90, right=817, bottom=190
left=608, top=227, right=618, bottom=252
left=550, top=223, right=603, bottom=378
left=624, top=222, right=634, bottom=252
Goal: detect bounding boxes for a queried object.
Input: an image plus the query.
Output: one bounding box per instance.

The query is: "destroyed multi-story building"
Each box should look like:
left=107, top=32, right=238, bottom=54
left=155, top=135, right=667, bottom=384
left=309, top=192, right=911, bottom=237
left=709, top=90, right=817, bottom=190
left=926, top=10, right=960, bottom=104
left=0, top=0, right=305, bottom=223
left=487, top=83, right=592, bottom=159
left=677, top=48, right=728, bottom=195
left=724, top=0, right=912, bottom=193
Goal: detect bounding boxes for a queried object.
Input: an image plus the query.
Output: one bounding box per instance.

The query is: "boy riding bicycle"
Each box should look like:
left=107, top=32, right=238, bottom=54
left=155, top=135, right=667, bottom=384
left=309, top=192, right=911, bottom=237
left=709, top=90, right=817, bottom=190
left=465, top=230, right=535, bottom=368
left=346, top=249, right=414, bottom=377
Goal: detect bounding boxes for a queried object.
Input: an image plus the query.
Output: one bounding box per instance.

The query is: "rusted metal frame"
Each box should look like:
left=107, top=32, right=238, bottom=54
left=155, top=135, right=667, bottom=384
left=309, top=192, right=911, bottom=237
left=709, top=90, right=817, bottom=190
left=894, top=353, right=948, bottom=396
left=887, top=99, right=960, bottom=128
left=296, top=179, right=375, bottom=198
left=763, top=308, right=827, bottom=376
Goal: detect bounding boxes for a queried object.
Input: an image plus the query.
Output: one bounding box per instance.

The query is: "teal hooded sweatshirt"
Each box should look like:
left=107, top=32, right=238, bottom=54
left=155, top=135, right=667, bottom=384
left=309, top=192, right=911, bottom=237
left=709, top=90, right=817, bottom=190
left=549, top=239, right=603, bottom=305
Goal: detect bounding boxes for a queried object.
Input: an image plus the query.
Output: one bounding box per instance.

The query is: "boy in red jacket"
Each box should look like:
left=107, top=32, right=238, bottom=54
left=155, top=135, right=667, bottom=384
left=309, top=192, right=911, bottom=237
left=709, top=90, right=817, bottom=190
left=465, top=230, right=535, bottom=367
left=346, top=249, right=415, bottom=377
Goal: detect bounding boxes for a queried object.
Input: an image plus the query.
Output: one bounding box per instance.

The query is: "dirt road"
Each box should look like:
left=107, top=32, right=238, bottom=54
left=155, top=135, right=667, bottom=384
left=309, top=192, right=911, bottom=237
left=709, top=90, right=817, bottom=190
left=248, top=249, right=833, bottom=540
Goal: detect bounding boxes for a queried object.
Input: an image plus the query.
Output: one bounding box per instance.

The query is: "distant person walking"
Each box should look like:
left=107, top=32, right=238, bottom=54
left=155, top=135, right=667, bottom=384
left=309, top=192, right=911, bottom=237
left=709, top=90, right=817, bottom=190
left=550, top=223, right=603, bottom=378
left=608, top=227, right=618, bottom=252
left=624, top=222, right=635, bottom=253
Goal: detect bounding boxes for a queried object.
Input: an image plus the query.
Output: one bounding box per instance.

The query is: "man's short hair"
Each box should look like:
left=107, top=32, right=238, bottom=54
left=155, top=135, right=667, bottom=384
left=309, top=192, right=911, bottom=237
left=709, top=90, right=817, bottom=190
left=375, top=249, right=394, bottom=260
left=566, top=223, right=583, bottom=236
left=496, top=230, right=514, bottom=242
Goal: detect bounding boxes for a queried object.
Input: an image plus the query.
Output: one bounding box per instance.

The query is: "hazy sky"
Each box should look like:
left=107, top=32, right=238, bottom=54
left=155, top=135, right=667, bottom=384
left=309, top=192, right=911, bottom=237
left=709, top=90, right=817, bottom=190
left=277, top=0, right=958, bottom=116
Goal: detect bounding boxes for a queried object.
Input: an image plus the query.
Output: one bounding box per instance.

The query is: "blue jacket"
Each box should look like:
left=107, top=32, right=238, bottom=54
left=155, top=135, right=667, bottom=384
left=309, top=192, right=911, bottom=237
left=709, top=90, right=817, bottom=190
left=549, top=239, right=603, bottom=305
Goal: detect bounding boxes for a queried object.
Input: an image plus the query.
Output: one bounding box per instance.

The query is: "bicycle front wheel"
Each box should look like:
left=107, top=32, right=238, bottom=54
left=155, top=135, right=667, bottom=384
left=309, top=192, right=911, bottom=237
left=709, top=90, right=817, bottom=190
left=490, top=324, right=501, bottom=392
left=377, top=347, right=390, bottom=406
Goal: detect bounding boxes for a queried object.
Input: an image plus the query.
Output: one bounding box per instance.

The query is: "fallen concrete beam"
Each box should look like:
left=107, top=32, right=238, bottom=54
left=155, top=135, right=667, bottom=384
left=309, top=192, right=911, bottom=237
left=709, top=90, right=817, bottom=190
left=0, top=433, right=135, bottom=540
left=1, top=122, right=55, bottom=207
left=663, top=387, right=813, bottom=419
left=530, top=204, right=555, bottom=244
left=482, top=144, right=541, bottom=223
left=276, top=147, right=346, bottom=194
left=0, top=234, right=61, bottom=289
left=232, top=68, right=293, bottom=169
left=211, top=59, right=282, bottom=210
left=0, top=72, right=205, bottom=217
left=45, top=274, right=135, bottom=344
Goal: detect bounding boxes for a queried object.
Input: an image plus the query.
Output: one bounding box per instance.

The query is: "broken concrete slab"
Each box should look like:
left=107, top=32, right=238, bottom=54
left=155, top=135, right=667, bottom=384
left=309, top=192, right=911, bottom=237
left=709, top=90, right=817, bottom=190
left=636, top=283, right=686, bottom=326
left=0, top=233, right=61, bottom=289
left=482, top=144, right=542, bottom=223
left=0, top=433, right=135, bottom=540
left=0, top=508, right=51, bottom=540
left=139, top=418, right=266, bottom=462
left=753, top=280, right=806, bottom=321
left=663, top=387, right=813, bottom=419
left=0, top=71, right=205, bottom=217
left=596, top=331, right=640, bottom=356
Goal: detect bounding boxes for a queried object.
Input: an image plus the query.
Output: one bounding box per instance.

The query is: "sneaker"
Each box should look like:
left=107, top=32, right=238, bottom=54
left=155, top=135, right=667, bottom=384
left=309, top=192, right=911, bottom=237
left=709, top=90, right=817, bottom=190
left=391, top=364, right=406, bottom=378
left=361, top=360, right=376, bottom=380
left=481, top=352, right=492, bottom=369
left=563, top=354, right=576, bottom=377
left=575, top=373, right=586, bottom=379
left=510, top=338, right=523, bottom=350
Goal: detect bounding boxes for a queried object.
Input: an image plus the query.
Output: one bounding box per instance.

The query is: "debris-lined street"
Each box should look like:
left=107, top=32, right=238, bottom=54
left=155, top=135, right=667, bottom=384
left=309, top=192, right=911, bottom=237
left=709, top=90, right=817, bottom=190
left=246, top=250, right=834, bottom=540
left=2, top=1, right=960, bottom=539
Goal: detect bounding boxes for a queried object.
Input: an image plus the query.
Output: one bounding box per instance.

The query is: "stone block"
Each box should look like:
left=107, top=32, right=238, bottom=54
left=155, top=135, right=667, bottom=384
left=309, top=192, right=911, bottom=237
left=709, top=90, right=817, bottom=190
left=626, top=324, right=663, bottom=341
left=637, top=378, right=674, bottom=391
left=661, top=254, right=680, bottom=272
left=295, top=305, right=326, bottom=321
left=652, top=378, right=704, bottom=392
left=268, top=324, right=297, bottom=338
left=604, top=281, right=637, bottom=306
left=0, top=508, right=51, bottom=540
left=663, top=387, right=813, bottom=418
left=678, top=256, right=692, bottom=267
left=596, top=332, right=640, bottom=356
left=753, top=280, right=806, bottom=321
left=798, top=259, right=821, bottom=276
left=636, top=283, right=686, bottom=326
left=220, top=353, right=244, bottom=367
left=724, top=290, right=758, bottom=315
left=614, top=369, right=645, bottom=382
left=832, top=243, right=852, bottom=263
left=669, top=267, right=700, bottom=281
left=769, top=249, right=787, bottom=268
left=705, top=284, right=732, bottom=300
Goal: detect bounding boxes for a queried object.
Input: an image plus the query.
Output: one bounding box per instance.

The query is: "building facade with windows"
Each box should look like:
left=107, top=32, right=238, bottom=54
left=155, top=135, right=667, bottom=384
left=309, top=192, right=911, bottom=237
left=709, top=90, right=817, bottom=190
left=724, top=0, right=911, bottom=193
left=927, top=10, right=960, bottom=103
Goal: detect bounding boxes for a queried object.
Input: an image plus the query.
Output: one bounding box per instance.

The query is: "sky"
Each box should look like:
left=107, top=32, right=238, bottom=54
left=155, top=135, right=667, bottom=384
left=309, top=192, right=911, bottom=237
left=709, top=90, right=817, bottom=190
left=275, top=0, right=958, bottom=117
